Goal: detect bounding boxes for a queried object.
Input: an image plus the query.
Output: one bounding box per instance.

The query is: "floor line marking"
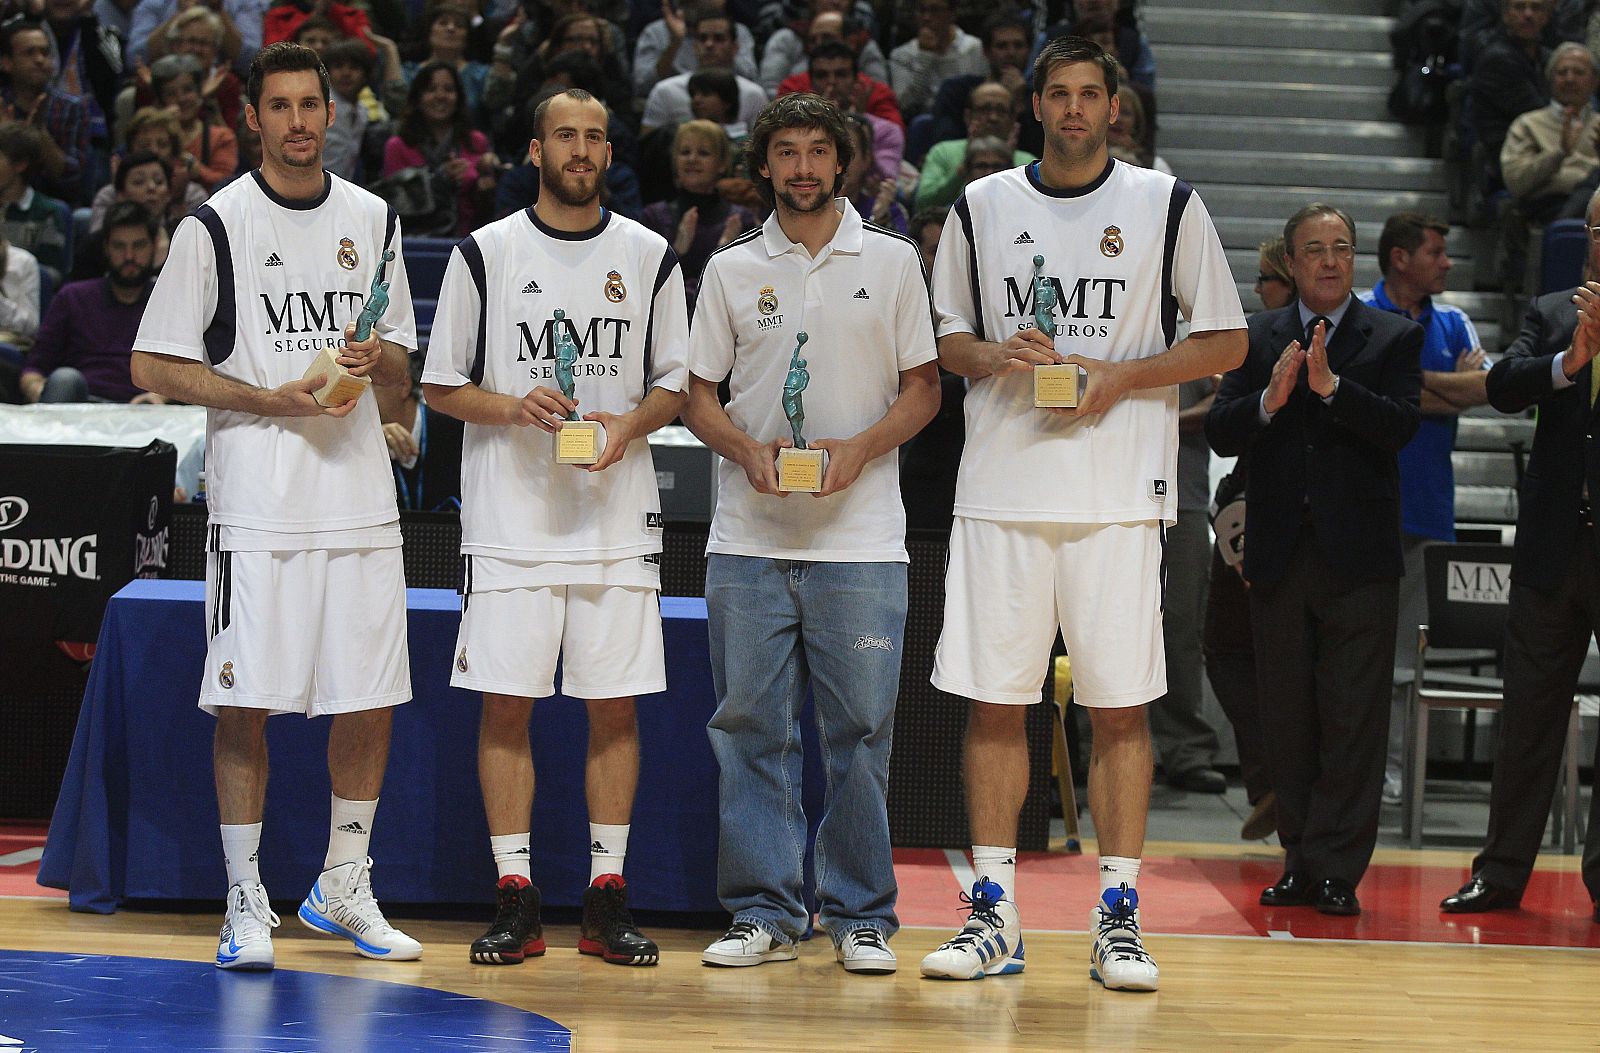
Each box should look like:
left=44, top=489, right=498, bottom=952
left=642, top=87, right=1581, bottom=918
left=943, top=848, right=977, bottom=892
left=0, top=849, right=44, bottom=867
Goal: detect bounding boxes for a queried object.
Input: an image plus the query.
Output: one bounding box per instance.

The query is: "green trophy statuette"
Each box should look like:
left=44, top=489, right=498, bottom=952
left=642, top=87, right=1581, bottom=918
left=302, top=248, right=395, bottom=407
left=777, top=331, right=825, bottom=492
left=1030, top=252, right=1080, bottom=409
left=552, top=308, right=603, bottom=464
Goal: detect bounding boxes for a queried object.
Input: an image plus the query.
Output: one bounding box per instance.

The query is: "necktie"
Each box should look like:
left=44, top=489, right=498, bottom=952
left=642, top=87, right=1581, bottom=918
left=1305, top=315, right=1331, bottom=348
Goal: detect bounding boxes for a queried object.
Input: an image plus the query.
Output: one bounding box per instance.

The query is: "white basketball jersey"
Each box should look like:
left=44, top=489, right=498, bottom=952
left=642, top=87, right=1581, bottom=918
left=932, top=159, right=1244, bottom=524
left=422, top=208, right=689, bottom=562
left=134, top=172, right=418, bottom=546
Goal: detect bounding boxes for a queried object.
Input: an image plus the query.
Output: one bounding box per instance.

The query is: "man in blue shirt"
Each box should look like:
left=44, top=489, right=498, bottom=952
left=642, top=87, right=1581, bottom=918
left=1361, top=211, right=1489, bottom=803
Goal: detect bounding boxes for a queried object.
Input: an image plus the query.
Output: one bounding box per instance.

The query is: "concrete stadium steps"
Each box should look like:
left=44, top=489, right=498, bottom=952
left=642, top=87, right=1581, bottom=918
left=1154, top=45, right=1394, bottom=88
left=1199, top=183, right=1449, bottom=225
left=1144, top=9, right=1394, bottom=52
left=1149, top=0, right=1391, bottom=14
left=1166, top=149, right=1447, bottom=192
left=1156, top=115, right=1427, bottom=157
left=1159, top=79, right=1393, bottom=122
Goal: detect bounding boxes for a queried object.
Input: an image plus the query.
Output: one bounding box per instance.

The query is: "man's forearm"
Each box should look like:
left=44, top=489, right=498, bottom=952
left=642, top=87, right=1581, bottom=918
left=20, top=370, right=43, bottom=402
left=421, top=381, right=515, bottom=425
left=131, top=350, right=273, bottom=413
left=372, top=339, right=412, bottom=388
left=937, top=331, right=1001, bottom=379
left=1121, top=328, right=1247, bottom=390
left=682, top=376, right=760, bottom=462
left=837, top=363, right=939, bottom=461
left=626, top=383, right=688, bottom=435
left=1422, top=367, right=1489, bottom=408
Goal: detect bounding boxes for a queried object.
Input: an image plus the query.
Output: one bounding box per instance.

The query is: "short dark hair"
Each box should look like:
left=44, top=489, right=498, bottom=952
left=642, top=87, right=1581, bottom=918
left=808, top=39, right=858, bottom=76
left=247, top=41, right=332, bottom=111
left=1031, top=35, right=1118, bottom=99
left=688, top=66, right=738, bottom=114
left=982, top=11, right=1031, bottom=49
left=291, top=14, right=342, bottom=44
left=540, top=50, right=604, bottom=95
left=321, top=37, right=373, bottom=75
left=911, top=208, right=946, bottom=237
left=0, top=19, right=45, bottom=58
left=115, top=150, right=172, bottom=194
left=0, top=122, right=62, bottom=184
left=104, top=199, right=160, bottom=241
left=530, top=87, right=604, bottom=142
left=1376, top=211, right=1449, bottom=276
left=746, top=92, right=854, bottom=209
left=1283, top=202, right=1357, bottom=256
left=687, top=4, right=731, bottom=35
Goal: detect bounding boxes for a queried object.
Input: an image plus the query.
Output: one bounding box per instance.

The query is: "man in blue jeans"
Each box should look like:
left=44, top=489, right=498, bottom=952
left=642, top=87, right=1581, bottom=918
left=683, top=91, right=940, bottom=973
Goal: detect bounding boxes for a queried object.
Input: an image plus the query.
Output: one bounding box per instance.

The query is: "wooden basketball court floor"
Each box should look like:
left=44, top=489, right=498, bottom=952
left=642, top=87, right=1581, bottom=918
left=3, top=827, right=1596, bottom=1052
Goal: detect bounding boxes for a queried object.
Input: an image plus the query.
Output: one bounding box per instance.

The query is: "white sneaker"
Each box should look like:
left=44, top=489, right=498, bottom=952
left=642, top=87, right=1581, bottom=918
left=298, top=858, right=423, bottom=961
left=216, top=881, right=279, bottom=970
left=919, top=878, right=1024, bottom=980
left=835, top=928, right=896, bottom=974
left=701, top=920, right=798, bottom=967
left=1382, top=769, right=1403, bottom=807
left=1089, top=884, right=1159, bottom=992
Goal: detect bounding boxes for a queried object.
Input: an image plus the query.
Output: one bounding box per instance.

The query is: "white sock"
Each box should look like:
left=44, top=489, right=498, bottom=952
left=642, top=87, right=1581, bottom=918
left=324, top=795, right=377, bottom=870
left=972, top=845, right=1017, bottom=902
left=491, top=833, right=532, bottom=882
left=589, top=823, right=630, bottom=883
left=221, top=823, right=262, bottom=887
left=1099, top=855, right=1141, bottom=897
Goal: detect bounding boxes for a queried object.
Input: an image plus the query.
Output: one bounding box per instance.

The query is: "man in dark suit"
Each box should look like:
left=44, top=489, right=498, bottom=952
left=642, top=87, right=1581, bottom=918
left=1207, top=202, right=1422, bottom=916
left=1441, top=190, right=1600, bottom=918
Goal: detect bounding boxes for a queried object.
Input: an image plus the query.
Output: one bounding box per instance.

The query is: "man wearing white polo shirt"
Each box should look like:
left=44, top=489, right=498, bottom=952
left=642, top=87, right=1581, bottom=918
left=683, top=91, right=940, bottom=974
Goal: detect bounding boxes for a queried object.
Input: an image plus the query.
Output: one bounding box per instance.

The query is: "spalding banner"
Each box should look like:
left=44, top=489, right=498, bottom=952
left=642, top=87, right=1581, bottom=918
left=0, top=441, right=175, bottom=644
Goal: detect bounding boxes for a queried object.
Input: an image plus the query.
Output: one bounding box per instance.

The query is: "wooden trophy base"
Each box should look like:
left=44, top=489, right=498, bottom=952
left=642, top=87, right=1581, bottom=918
left=1035, top=363, right=1081, bottom=408
left=302, top=347, right=372, bottom=407
left=555, top=419, right=604, bottom=464
left=777, top=446, right=826, bottom=493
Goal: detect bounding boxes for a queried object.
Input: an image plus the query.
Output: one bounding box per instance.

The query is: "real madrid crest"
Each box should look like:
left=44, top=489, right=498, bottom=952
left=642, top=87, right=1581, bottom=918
left=1100, top=225, right=1124, bottom=258
left=758, top=285, right=778, bottom=315
left=604, top=270, right=627, bottom=302
left=456, top=648, right=469, bottom=673
left=219, top=661, right=235, bottom=689
left=337, top=237, right=360, bottom=270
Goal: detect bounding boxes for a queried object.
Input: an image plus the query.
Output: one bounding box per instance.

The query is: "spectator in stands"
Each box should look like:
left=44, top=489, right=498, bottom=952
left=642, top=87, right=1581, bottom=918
left=1473, top=0, right=1558, bottom=188
left=1463, top=0, right=1583, bottom=71
left=686, top=66, right=749, bottom=140
left=160, top=6, right=243, bottom=129
left=0, top=18, right=90, bottom=204
left=805, top=40, right=900, bottom=181
left=152, top=53, right=237, bottom=190
left=288, top=13, right=343, bottom=52
left=1501, top=41, right=1600, bottom=223
left=130, top=0, right=266, bottom=75
left=0, top=234, right=40, bottom=354
left=634, top=0, right=757, bottom=98
left=956, top=135, right=1010, bottom=187
left=1053, top=0, right=1155, bottom=89
left=914, top=80, right=1032, bottom=211
left=41, top=0, right=124, bottom=140
left=1254, top=234, right=1295, bottom=312
left=233, top=105, right=261, bottom=175
left=535, top=10, right=631, bottom=116
left=1362, top=212, right=1488, bottom=806
left=1107, top=83, right=1169, bottom=174
left=401, top=4, right=489, bottom=116
left=776, top=38, right=901, bottom=130
left=758, top=4, right=886, bottom=97
left=839, top=112, right=903, bottom=232
left=755, top=0, right=876, bottom=42
left=923, top=12, right=1034, bottom=161
left=888, top=0, right=986, bottom=119
left=0, top=122, right=70, bottom=274
left=639, top=119, right=755, bottom=307
left=20, top=200, right=159, bottom=403
left=263, top=0, right=372, bottom=48
left=642, top=6, right=767, bottom=134
left=911, top=207, right=942, bottom=276
left=91, top=109, right=207, bottom=231
left=383, top=60, right=499, bottom=237
left=322, top=37, right=375, bottom=180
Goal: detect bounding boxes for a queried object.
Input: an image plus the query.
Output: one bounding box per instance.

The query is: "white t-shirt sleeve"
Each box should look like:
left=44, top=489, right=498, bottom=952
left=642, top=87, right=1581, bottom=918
left=931, top=201, right=978, bottom=340
left=687, top=255, right=736, bottom=383
left=1171, top=191, right=1246, bottom=336
left=378, top=217, right=419, bottom=352
left=641, top=83, right=671, bottom=129
left=894, top=244, right=939, bottom=371
left=420, top=241, right=482, bottom=388
left=647, top=246, right=690, bottom=393
left=133, top=213, right=217, bottom=362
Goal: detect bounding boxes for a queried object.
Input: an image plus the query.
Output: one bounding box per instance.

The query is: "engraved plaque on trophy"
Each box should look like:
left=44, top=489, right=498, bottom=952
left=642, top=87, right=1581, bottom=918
left=776, top=331, right=825, bottom=493
left=303, top=248, right=393, bottom=407
left=551, top=308, right=603, bottom=464
left=1029, top=253, right=1082, bottom=409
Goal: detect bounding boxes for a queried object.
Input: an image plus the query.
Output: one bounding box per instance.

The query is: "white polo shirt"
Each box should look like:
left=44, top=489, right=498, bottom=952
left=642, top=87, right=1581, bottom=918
left=689, top=199, right=937, bottom=563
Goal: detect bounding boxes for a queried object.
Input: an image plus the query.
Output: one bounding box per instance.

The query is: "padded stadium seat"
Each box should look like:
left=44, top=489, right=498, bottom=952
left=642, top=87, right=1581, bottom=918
left=404, top=238, right=455, bottom=303
left=1540, top=218, right=1588, bottom=295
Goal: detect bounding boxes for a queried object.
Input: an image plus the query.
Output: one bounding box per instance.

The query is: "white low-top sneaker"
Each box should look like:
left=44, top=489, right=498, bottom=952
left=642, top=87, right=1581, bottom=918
left=298, top=858, right=423, bottom=961
left=701, top=920, right=799, bottom=967
left=835, top=927, right=896, bottom=974
left=1089, top=884, right=1159, bottom=992
left=216, top=881, right=279, bottom=970
left=919, top=878, right=1025, bottom=980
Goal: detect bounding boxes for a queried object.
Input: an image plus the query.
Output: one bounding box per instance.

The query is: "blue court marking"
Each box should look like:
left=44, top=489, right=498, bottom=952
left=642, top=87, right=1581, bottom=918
left=0, top=951, right=570, bottom=1052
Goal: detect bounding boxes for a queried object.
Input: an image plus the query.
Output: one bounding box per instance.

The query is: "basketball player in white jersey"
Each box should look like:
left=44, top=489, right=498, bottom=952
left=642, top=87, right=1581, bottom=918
left=422, top=88, right=689, bottom=967
left=130, top=43, right=422, bottom=970
left=921, top=36, right=1246, bottom=991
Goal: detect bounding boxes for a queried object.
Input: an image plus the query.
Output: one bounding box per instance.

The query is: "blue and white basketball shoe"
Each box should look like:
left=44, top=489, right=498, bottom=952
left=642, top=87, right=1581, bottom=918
left=919, top=877, right=1025, bottom=979
left=216, top=881, right=279, bottom=970
left=298, top=857, right=422, bottom=961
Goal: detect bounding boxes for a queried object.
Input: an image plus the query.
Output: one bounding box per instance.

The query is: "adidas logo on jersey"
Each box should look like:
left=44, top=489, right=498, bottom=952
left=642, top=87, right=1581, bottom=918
left=264, top=252, right=284, bottom=267
left=336, top=821, right=367, bottom=835
left=853, top=288, right=869, bottom=299
left=1013, top=232, right=1033, bottom=245
left=522, top=279, right=542, bottom=294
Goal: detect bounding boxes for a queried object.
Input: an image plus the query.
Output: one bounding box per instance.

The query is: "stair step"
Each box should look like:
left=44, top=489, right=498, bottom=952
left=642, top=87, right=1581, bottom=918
left=1458, top=414, right=1537, bottom=451
left=1144, top=9, right=1394, bottom=51
left=1161, top=79, right=1393, bottom=122
left=1454, top=451, right=1519, bottom=487
left=1199, top=183, right=1449, bottom=223
left=1149, top=0, right=1391, bottom=14
left=1456, top=485, right=1519, bottom=523
left=1151, top=44, right=1395, bottom=88
left=1157, top=114, right=1426, bottom=155
left=1168, top=149, right=1447, bottom=192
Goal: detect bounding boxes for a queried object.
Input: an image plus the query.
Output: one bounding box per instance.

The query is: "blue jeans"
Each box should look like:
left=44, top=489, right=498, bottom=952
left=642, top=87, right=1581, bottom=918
left=705, top=554, right=906, bottom=944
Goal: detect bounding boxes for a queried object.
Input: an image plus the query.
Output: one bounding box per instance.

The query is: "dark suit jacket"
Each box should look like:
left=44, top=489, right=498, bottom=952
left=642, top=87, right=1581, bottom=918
left=1206, top=296, right=1422, bottom=585
left=1484, top=289, right=1600, bottom=591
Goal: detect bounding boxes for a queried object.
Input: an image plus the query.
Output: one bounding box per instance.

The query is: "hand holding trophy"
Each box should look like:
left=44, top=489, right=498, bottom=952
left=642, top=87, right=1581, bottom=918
left=303, top=248, right=393, bottom=407
left=1030, top=253, right=1082, bottom=409
left=776, top=331, right=824, bottom=492
left=552, top=308, right=604, bottom=464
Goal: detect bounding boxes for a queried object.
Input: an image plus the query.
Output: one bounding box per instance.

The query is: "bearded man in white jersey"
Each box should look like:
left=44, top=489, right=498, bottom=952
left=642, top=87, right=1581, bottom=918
left=422, top=88, right=689, bottom=968
left=921, top=35, right=1247, bottom=991
left=130, top=42, right=422, bottom=971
